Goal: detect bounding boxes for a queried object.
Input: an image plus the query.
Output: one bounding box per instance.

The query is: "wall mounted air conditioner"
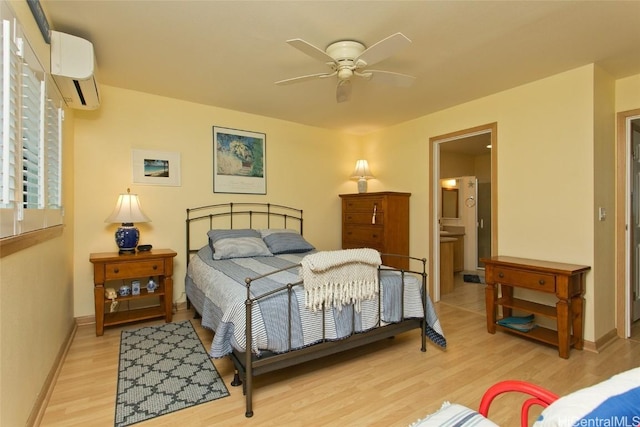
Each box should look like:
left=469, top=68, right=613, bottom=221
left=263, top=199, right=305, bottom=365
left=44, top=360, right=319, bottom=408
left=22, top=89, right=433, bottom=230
left=50, top=30, right=100, bottom=110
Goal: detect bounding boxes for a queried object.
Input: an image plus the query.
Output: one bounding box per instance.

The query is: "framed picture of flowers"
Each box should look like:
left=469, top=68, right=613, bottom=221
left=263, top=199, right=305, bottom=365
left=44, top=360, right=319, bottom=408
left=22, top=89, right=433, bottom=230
left=213, top=126, right=266, bottom=194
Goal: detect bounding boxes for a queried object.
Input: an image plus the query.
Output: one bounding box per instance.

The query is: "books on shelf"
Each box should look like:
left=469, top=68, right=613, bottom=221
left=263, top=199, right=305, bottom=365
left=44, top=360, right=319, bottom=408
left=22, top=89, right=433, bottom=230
left=497, top=314, right=537, bottom=332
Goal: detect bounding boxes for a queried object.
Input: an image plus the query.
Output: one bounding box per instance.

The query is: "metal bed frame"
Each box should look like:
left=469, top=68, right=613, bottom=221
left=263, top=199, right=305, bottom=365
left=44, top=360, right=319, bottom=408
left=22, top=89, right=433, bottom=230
left=185, top=203, right=428, bottom=417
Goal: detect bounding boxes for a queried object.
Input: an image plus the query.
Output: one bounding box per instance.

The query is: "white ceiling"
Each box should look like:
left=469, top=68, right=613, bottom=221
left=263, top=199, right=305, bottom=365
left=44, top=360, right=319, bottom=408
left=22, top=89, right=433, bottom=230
left=41, top=1, right=640, bottom=135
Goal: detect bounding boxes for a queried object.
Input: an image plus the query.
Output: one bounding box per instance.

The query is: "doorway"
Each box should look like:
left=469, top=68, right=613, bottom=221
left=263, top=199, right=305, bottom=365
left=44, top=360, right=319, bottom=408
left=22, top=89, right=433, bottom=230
left=428, top=123, right=498, bottom=306
left=616, top=109, right=640, bottom=341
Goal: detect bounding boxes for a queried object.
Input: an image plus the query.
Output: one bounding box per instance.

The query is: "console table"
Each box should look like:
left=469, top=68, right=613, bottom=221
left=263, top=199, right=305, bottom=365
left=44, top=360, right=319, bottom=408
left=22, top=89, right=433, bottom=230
left=482, top=256, right=590, bottom=359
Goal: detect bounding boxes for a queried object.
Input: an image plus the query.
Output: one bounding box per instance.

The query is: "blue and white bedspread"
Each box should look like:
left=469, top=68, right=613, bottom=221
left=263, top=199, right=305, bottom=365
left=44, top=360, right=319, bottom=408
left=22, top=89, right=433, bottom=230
left=186, top=246, right=446, bottom=358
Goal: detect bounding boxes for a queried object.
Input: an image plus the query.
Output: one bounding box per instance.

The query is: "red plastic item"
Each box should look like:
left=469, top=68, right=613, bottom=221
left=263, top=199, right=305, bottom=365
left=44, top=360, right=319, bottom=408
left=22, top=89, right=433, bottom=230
left=478, top=380, right=560, bottom=427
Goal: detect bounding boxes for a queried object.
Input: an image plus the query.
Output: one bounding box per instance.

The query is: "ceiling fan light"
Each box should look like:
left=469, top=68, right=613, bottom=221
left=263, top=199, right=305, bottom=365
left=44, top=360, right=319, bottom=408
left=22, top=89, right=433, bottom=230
left=338, top=68, right=353, bottom=81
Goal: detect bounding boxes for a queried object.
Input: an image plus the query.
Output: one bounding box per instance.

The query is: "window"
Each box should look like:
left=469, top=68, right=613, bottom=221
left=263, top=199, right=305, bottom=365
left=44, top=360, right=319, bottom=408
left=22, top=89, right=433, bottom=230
left=0, top=3, right=64, bottom=239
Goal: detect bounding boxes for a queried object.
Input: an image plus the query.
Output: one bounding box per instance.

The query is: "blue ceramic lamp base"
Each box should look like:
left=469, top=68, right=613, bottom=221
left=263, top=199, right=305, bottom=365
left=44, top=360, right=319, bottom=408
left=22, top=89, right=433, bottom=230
left=115, top=223, right=140, bottom=254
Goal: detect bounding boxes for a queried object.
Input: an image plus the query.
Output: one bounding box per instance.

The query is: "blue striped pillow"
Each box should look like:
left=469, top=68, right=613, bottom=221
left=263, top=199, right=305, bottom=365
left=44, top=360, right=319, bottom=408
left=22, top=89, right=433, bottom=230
left=207, top=229, right=272, bottom=260
left=261, top=229, right=315, bottom=254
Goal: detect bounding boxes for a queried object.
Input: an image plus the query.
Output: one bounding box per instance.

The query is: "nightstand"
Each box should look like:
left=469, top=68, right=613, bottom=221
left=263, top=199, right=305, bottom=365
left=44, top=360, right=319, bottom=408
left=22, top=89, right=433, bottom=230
left=90, top=249, right=177, bottom=336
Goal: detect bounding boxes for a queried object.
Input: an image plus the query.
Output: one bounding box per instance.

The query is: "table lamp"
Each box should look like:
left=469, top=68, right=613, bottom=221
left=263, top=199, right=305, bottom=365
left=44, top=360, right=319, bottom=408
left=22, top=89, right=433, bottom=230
left=350, top=159, right=374, bottom=193
left=105, top=188, right=151, bottom=254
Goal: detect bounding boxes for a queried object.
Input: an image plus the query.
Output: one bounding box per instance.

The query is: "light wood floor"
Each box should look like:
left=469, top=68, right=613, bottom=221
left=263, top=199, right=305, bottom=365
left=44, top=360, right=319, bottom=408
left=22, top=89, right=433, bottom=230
left=39, top=280, right=640, bottom=427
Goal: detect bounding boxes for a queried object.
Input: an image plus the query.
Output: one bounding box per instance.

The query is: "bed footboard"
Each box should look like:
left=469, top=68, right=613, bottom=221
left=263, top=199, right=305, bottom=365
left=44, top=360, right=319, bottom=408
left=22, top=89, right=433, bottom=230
left=234, top=254, right=428, bottom=418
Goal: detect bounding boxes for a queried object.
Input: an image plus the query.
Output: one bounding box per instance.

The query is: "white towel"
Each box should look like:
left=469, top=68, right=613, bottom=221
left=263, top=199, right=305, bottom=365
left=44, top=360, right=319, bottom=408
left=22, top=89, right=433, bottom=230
left=300, top=249, right=381, bottom=312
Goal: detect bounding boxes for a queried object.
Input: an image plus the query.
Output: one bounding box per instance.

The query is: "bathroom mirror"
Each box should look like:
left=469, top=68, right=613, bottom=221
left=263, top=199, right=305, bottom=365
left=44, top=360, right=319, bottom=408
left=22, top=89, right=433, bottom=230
left=441, top=188, right=459, bottom=218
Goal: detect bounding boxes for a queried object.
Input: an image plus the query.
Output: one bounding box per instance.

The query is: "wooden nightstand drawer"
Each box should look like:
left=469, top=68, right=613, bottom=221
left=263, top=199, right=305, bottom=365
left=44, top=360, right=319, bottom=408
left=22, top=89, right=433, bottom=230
left=104, top=260, right=165, bottom=280
left=493, top=267, right=556, bottom=293
left=343, top=212, right=384, bottom=225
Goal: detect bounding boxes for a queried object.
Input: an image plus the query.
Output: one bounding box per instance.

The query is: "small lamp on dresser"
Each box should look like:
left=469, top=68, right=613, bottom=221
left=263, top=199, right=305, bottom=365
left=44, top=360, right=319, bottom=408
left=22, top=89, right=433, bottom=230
left=350, top=159, right=374, bottom=193
left=105, top=188, right=151, bottom=254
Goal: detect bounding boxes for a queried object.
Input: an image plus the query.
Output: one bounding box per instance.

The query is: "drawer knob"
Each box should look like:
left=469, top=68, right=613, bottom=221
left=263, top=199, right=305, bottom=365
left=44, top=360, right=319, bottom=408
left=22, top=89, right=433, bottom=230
left=538, top=279, right=545, bottom=285
left=113, top=268, right=119, bottom=274
left=372, top=234, right=378, bottom=238
left=153, top=265, right=158, bottom=270
left=498, top=272, right=504, bottom=278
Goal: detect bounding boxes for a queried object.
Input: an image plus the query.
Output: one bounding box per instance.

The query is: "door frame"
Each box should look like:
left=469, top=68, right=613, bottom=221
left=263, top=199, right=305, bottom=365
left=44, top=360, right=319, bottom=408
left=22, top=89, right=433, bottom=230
left=428, top=122, right=498, bottom=300
left=616, top=108, right=640, bottom=338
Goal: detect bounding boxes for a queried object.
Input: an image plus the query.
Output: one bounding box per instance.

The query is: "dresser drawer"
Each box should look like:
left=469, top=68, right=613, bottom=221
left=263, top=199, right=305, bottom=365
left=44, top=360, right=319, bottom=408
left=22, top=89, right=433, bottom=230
left=343, top=241, right=384, bottom=252
left=493, top=267, right=556, bottom=293
left=343, top=225, right=383, bottom=246
left=343, top=197, right=384, bottom=212
left=343, top=212, right=384, bottom=225
left=104, top=260, right=165, bottom=280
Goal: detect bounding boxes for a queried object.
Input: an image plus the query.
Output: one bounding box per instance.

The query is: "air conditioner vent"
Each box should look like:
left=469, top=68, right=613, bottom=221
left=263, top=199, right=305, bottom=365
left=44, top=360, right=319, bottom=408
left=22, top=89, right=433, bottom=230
left=50, top=30, right=100, bottom=110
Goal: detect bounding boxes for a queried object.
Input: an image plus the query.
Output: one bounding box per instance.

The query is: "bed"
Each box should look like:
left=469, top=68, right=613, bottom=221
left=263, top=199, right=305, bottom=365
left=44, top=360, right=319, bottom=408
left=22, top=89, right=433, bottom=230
left=185, top=202, right=446, bottom=417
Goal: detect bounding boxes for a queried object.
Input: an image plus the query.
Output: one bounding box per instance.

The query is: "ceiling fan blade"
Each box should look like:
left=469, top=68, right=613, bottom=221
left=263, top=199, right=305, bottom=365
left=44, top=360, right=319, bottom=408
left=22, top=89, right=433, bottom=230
left=356, top=32, right=411, bottom=67
left=336, top=80, right=352, bottom=103
left=366, top=70, right=416, bottom=87
left=275, top=72, right=334, bottom=85
left=286, top=38, right=336, bottom=63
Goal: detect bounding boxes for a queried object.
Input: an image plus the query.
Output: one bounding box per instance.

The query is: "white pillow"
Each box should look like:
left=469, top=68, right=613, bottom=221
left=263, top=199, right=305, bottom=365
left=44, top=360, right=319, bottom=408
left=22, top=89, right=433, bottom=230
left=410, top=402, right=498, bottom=427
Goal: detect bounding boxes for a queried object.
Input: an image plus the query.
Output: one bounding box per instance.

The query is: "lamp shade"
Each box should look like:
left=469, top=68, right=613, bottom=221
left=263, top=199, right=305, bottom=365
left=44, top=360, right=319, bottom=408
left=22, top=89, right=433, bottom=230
left=105, top=189, right=150, bottom=254
left=105, top=190, right=151, bottom=224
left=350, top=159, right=374, bottom=179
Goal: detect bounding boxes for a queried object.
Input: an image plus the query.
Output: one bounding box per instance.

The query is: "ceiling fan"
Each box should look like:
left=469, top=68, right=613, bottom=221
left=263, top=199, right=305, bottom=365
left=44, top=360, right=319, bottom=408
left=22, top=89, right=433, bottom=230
left=275, top=32, right=416, bottom=103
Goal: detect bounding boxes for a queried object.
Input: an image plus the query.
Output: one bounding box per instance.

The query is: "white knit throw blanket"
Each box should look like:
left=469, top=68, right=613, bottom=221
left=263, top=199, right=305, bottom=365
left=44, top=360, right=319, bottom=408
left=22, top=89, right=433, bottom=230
left=300, top=248, right=382, bottom=312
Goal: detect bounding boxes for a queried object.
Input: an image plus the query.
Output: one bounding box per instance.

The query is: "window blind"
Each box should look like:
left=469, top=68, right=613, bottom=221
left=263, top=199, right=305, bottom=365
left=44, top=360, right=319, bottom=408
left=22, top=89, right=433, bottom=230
left=1, top=18, right=18, bottom=209
left=21, top=66, right=43, bottom=209
left=45, top=91, right=61, bottom=209
left=0, top=4, right=64, bottom=239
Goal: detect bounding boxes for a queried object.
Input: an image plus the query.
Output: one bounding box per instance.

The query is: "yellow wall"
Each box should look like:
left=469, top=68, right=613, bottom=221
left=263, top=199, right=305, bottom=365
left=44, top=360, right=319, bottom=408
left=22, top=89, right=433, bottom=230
left=0, top=2, right=75, bottom=426
left=363, top=65, right=603, bottom=340
left=616, top=74, right=640, bottom=112
left=592, top=65, right=616, bottom=339
left=72, top=85, right=360, bottom=317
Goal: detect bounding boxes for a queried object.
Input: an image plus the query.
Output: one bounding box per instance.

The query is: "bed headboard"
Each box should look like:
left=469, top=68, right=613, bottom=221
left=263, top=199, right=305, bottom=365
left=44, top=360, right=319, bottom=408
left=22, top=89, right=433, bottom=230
left=185, top=202, right=304, bottom=264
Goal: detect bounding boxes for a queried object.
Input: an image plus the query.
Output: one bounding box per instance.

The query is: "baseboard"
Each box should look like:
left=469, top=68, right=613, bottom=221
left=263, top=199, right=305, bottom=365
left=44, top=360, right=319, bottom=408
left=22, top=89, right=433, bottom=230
left=583, top=328, right=619, bottom=353
left=74, top=303, right=187, bottom=328
left=75, top=314, right=95, bottom=326
left=27, top=320, right=77, bottom=427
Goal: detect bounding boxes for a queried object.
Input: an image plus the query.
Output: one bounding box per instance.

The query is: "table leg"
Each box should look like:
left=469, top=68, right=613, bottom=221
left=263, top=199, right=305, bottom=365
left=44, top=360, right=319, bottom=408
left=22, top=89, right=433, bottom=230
left=556, top=298, right=570, bottom=359
left=571, top=295, right=584, bottom=350
left=164, top=275, right=173, bottom=322
left=485, top=282, right=496, bottom=333
left=94, top=284, right=105, bottom=336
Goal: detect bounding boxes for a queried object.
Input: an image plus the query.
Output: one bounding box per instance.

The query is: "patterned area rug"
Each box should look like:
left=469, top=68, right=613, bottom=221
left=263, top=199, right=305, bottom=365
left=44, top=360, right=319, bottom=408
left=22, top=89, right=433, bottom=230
left=115, top=321, right=229, bottom=427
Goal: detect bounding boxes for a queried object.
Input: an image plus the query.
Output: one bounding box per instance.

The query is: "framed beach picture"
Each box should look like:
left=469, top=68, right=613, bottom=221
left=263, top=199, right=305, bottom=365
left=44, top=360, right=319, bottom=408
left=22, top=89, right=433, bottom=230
left=213, top=126, right=266, bottom=194
left=131, top=149, right=181, bottom=186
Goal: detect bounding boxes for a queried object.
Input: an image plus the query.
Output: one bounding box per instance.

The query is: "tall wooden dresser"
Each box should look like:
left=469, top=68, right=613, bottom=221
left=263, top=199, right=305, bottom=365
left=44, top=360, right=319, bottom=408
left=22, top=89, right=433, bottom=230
left=340, top=192, right=410, bottom=270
